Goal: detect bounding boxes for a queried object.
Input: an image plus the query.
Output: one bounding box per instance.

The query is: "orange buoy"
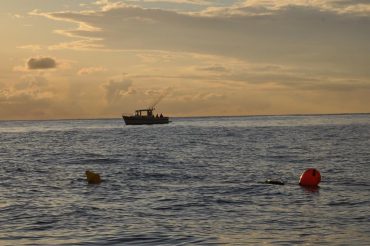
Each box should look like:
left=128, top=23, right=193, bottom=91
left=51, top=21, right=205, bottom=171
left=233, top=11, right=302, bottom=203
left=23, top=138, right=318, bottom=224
left=85, top=170, right=101, bottom=184
left=299, top=168, right=321, bottom=186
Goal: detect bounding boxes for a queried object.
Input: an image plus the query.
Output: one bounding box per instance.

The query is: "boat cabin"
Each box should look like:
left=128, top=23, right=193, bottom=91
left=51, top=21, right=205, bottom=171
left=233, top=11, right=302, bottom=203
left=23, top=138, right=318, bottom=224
left=135, top=108, right=154, bottom=117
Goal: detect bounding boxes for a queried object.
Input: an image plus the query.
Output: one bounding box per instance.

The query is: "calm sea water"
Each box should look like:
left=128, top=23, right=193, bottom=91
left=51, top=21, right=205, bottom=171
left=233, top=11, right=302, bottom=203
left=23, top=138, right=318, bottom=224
left=0, top=115, right=369, bottom=245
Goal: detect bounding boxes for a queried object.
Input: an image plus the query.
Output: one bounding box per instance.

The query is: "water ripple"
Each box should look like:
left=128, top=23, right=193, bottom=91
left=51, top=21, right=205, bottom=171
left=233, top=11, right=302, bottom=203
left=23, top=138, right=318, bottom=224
left=1, top=115, right=369, bottom=245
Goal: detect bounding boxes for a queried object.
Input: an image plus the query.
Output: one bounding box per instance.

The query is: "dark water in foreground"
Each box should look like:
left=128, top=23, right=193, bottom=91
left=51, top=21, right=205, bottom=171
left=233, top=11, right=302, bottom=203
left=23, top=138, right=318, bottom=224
left=0, top=115, right=369, bottom=245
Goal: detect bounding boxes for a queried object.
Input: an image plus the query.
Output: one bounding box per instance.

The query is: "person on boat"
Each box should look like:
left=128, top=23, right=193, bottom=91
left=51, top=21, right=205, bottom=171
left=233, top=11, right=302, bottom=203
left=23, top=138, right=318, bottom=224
left=160, top=113, right=163, bottom=118
left=156, top=114, right=159, bottom=118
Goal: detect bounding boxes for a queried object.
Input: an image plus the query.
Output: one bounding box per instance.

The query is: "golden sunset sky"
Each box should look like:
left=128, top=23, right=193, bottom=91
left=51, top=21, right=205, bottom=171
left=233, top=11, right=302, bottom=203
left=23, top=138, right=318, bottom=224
left=1, top=0, right=369, bottom=120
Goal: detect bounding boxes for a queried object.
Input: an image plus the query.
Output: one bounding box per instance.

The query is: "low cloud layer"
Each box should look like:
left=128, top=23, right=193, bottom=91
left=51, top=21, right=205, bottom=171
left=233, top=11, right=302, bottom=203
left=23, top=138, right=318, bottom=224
left=27, top=57, right=57, bottom=70
left=0, top=75, right=55, bottom=119
left=103, top=78, right=134, bottom=103
left=78, top=66, right=107, bottom=75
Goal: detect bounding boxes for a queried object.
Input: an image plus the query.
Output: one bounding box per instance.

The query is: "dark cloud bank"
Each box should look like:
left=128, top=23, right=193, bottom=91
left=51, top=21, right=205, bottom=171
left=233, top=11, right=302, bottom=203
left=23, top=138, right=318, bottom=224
left=27, top=57, right=57, bottom=70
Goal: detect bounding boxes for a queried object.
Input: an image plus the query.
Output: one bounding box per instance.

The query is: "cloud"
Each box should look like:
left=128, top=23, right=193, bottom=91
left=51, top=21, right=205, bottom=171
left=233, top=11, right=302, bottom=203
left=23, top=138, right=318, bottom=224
left=35, top=4, right=370, bottom=77
left=208, top=0, right=370, bottom=17
left=198, top=65, right=229, bottom=73
left=18, top=1, right=369, bottom=117
left=0, top=89, right=52, bottom=104
left=48, top=39, right=104, bottom=50
left=17, top=44, right=42, bottom=51
left=0, top=75, right=55, bottom=119
left=27, top=57, right=57, bottom=70
left=15, top=75, right=49, bottom=90
left=12, top=14, right=24, bottom=19
left=94, top=0, right=127, bottom=10
left=103, top=77, right=134, bottom=103
left=78, top=66, right=107, bottom=75
left=94, top=0, right=213, bottom=10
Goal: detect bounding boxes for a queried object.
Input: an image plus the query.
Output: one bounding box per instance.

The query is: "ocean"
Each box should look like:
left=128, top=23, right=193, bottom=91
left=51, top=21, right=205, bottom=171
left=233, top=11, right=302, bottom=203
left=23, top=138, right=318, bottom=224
left=0, top=114, right=369, bottom=245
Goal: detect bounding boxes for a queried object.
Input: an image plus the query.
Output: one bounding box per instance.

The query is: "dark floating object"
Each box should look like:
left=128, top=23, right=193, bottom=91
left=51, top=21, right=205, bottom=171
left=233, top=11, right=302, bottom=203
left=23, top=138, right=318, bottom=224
left=265, top=179, right=285, bottom=185
left=299, top=168, right=321, bottom=187
left=122, top=92, right=170, bottom=125
left=122, top=108, right=170, bottom=125
left=85, top=170, right=101, bottom=184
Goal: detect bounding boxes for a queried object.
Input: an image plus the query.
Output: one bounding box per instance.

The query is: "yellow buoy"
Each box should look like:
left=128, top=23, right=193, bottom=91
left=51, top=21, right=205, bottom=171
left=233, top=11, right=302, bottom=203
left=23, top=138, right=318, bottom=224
left=85, top=170, right=101, bottom=184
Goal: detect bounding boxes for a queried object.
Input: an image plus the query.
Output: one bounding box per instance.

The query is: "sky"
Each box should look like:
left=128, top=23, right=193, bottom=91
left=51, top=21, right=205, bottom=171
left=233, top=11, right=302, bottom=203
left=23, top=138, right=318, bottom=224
left=1, top=0, right=369, bottom=120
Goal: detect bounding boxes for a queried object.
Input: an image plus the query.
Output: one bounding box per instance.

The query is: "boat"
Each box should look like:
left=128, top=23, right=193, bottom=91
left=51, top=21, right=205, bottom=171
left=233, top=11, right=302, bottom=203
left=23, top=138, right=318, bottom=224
left=122, top=108, right=170, bottom=125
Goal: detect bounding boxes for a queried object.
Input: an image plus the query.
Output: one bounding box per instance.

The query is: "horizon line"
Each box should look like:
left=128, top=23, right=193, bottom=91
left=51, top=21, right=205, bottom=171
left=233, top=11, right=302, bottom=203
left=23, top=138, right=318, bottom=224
left=1, top=112, right=369, bottom=122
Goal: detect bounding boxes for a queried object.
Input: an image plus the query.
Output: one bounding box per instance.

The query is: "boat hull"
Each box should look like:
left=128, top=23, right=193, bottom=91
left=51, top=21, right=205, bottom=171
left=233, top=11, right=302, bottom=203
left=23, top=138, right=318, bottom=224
left=122, top=116, right=170, bottom=125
